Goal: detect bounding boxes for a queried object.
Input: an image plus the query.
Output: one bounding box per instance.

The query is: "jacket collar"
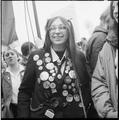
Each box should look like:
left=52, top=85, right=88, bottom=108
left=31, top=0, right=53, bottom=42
left=6, top=64, right=24, bottom=76
left=50, top=47, right=68, bottom=62
left=93, top=25, right=108, bottom=34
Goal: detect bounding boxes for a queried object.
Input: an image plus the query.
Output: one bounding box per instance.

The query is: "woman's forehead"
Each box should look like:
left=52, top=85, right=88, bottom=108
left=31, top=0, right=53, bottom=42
left=5, top=49, right=16, bottom=54
left=113, top=1, right=118, bottom=6
left=51, top=18, right=64, bottom=26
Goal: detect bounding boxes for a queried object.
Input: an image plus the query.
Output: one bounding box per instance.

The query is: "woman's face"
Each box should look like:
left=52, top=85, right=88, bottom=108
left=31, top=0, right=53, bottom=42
left=49, top=18, right=68, bottom=46
left=4, top=49, right=18, bottom=65
left=112, top=1, right=118, bottom=23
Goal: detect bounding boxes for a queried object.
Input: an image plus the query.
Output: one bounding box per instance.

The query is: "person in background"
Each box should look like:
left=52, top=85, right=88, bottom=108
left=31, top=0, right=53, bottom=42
left=76, top=41, right=82, bottom=51
left=17, top=16, right=95, bottom=118
left=20, top=42, right=37, bottom=66
left=86, top=6, right=111, bottom=78
left=1, top=53, right=8, bottom=74
left=2, top=48, right=25, bottom=118
left=1, top=52, right=7, bottom=109
left=80, top=37, right=87, bottom=56
left=91, top=1, right=118, bottom=118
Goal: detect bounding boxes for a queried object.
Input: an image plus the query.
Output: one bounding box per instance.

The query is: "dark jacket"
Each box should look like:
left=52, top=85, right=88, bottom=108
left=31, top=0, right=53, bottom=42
left=17, top=47, right=96, bottom=118
left=86, top=26, right=108, bottom=77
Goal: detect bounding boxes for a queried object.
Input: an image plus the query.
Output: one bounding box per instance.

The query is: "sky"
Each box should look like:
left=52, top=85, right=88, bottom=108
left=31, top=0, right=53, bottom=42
left=9, top=1, right=110, bottom=53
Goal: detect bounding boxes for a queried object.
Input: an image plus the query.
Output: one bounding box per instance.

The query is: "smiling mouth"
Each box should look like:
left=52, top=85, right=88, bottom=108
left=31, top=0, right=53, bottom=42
left=53, top=36, right=64, bottom=39
left=9, top=58, right=13, bottom=61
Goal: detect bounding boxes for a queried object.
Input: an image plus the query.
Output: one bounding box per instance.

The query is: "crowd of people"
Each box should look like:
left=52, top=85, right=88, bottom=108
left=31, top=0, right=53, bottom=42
left=1, top=1, right=118, bottom=118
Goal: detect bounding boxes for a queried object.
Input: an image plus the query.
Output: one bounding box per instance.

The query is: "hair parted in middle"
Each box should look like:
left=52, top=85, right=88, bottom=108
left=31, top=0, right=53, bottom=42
left=43, top=16, right=76, bottom=62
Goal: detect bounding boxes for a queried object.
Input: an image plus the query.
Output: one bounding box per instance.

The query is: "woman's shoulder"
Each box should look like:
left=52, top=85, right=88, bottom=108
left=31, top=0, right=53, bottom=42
left=29, top=48, right=46, bottom=59
left=2, top=70, right=11, bottom=82
left=31, top=48, right=45, bottom=55
left=99, top=42, right=113, bottom=57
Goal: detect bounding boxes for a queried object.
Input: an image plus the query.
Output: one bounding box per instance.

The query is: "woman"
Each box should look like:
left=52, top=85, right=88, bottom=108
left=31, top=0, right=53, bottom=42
left=18, top=16, right=95, bottom=118
left=2, top=48, right=24, bottom=118
left=91, top=1, right=118, bottom=118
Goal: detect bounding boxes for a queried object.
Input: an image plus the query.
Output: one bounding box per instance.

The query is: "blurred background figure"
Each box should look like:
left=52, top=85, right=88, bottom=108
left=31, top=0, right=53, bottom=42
left=91, top=1, right=118, bottom=118
left=1, top=48, right=25, bottom=118
left=76, top=37, right=87, bottom=56
left=80, top=37, right=87, bottom=56
left=20, top=42, right=37, bottom=66
left=1, top=51, right=8, bottom=74
left=86, top=6, right=111, bottom=77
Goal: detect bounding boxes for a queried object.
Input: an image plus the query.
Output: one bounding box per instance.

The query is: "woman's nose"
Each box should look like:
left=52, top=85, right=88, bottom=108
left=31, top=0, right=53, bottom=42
left=114, top=6, right=118, bottom=14
left=8, top=53, right=13, bottom=58
left=55, top=27, right=60, bottom=33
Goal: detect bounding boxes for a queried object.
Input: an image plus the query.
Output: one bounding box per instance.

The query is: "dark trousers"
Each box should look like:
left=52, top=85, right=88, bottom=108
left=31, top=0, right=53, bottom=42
left=10, top=103, right=18, bottom=118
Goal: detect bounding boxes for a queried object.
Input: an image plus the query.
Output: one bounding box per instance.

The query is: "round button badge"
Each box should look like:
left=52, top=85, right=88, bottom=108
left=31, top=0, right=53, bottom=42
left=66, top=94, right=73, bottom=102
left=43, top=81, right=50, bottom=89
left=62, top=84, right=67, bottom=89
left=33, top=55, right=39, bottom=61
left=69, top=70, right=76, bottom=79
left=45, top=57, right=51, bottom=63
left=57, top=74, right=62, bottom=79
left=65, top=76, right=72, bottom=84
left=50, top=82, right=56, bottom=89
left=36, top=59, right=43, bottom=66
left=40, top=71, right=49, bottom=81
left=62, top=90, right=68, bottom=96
left=74, top=94, right=80, bottom=102
left=46, top=63, right=54, bottom=70
left=49, top=76, right=54, bottom=82
left=45, top=53, right=50, bottom=57
left=38, top=66, right=43, bottom=70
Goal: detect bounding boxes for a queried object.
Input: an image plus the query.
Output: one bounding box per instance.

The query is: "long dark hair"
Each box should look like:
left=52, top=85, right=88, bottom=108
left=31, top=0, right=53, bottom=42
left=43, top=16, right=76, bottom=64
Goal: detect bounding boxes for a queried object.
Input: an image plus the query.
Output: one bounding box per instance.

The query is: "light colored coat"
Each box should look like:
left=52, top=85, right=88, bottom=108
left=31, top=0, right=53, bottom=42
left=91, top=42, right=118, bottom=118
